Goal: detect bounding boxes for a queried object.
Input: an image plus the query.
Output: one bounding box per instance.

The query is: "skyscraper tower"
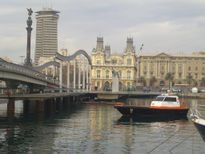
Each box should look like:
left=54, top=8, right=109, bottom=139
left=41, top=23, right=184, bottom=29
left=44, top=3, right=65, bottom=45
left=34, top=8, right=60, bottom=65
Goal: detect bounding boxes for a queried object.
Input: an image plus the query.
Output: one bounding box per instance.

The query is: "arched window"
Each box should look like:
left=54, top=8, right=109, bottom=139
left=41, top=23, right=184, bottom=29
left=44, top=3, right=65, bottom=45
left=127, top=58, right=132, bottom=65
left=112, top=59, right=117, bottom=64
left=127, top=71, right=131, bottom=79
left=97, top=81, right=100, bottom=88
left=97, top=70, right=101, bottom=78
left=104, top=81, right=110, bottom=91
left=127, top=82, right=131, bottom=90
left=118, top=71, right=121, bottom=79
left=106, top=70, right=109, bottom=79
left=97, top=60, right=101, bottom=64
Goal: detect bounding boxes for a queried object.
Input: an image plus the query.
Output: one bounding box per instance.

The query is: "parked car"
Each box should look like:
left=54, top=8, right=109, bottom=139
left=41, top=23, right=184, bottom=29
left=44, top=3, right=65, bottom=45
left=171, top=88, right=182, bottom=93
left=143, top=87, right=151, bottom=92
left=200, top=89, right=205, bottom=93
left=160, top=87, right=169, bottom=92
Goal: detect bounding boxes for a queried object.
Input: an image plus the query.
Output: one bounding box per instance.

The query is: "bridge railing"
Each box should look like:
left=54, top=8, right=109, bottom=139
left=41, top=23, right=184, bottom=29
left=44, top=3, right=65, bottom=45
left=0, top=59, right=59, bottom=85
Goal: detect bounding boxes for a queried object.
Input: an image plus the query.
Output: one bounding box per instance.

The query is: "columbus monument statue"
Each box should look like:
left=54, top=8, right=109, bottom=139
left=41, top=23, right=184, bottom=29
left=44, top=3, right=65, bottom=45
left=24, top=8, right=33, bottom=67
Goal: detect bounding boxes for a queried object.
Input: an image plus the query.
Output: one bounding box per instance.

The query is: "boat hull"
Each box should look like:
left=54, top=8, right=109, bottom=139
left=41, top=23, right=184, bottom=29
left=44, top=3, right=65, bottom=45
left=193, top=120, right=205, bottom=142
left=114, top=105, right=189, bottom=118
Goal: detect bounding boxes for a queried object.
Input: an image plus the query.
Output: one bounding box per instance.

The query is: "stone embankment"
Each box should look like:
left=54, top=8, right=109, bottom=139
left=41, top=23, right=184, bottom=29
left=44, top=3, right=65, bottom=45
left=178, top=93, right=205, bottom=99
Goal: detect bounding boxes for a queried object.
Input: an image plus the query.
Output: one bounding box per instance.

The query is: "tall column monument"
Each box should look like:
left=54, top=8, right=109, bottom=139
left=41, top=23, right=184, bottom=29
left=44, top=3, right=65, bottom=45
left=24, top=8, right=33, bottom=67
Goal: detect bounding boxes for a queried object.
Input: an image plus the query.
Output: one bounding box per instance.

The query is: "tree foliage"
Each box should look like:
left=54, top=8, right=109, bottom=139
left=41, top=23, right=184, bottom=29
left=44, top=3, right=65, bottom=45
left=138, top=76, right=146, bottom=86
left=165, top=72, right=174, bottom=88
left=150, top=76, right=157, bottom=87
left=186, top=74, right=193, bottom=85
left=201, top=77, right=205, bottom=86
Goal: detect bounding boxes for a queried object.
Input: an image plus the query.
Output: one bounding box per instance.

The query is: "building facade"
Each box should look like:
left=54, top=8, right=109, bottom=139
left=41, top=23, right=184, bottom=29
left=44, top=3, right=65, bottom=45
left=137, top=52, right=205, bottom=87
left=34, top=8, right=59, bottom=65
left=91, top=37, right=137, bottom=91
left=91, top=37, right=205, bottom=90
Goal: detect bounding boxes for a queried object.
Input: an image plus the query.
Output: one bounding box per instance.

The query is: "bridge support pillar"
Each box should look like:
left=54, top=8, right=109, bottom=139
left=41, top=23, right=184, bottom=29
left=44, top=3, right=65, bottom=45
left=36, top=100, right=45, bottom=113
left=56, top=98, right=63, bottom=112
left=53, top=66, right=56, bottom=78
left=86, top=64, right=89, bottom=91
left=72, top=96, right=75, bottom=103
left=63, top=97, right=70, bottom=111
left=60, top=62, right=63, bottom=93
left=73, top=59, right=76, bottom=90
left=7, top=98, right=15, bottom=117
left=89, top=65, right=91, bottom=91
left=59, top=98, right=63, bottom=111
left=78, top=62, right=81, bottom=90
left=67, top=62, right=70, bottom=92
left=49, top=99, right=55, bottom=114
left=83, top=60, right=85, bottom=91
left=45, top=68, right=48, bottom=79
left=23, top=100, right=30, bottom=114
left=29, top=101, right=36, bottom=113
left=45, top=99, right=53, bottom=114
left=55, top=98, right=59, bottom=110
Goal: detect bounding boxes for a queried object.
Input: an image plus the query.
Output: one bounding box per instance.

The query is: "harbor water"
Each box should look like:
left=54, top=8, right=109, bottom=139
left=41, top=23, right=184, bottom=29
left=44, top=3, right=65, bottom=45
left=0, top=98, right=204, bottom=154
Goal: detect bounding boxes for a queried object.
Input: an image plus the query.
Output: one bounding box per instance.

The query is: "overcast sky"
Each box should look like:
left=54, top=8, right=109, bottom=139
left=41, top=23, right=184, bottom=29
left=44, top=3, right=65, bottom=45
left=1, top=0, right=205, bottom=63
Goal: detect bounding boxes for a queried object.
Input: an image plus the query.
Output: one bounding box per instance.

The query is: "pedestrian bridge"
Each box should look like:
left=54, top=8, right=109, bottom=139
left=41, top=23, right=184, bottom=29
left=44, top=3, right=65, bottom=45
left=0, top=58, right=58, bottom=88
left=0, top=91, right=90, bottom=100
left=0, top=49, right=92, bottom=93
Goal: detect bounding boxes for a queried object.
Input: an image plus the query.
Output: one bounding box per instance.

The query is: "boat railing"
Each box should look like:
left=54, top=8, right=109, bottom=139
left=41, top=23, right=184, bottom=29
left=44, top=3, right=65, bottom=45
left=190, top=104, right=205, bottom=119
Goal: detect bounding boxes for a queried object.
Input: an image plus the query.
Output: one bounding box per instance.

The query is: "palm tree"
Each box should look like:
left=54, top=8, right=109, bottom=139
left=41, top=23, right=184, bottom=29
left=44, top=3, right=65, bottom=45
left=150, top=76, right=157, bottom=87
left=138, top=76, right=146, bottom=86
left=165, top=72, right=174, bottom=89
left=186, top=74, right=193, bottom=86
left=201, top=77, right=205, bottom=86
left=193, top=80, right=198, bottom=86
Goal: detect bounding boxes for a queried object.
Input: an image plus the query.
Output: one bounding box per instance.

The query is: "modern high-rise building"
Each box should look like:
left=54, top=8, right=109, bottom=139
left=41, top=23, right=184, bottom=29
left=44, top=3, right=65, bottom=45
left=34, top=8, right=60, bottom=65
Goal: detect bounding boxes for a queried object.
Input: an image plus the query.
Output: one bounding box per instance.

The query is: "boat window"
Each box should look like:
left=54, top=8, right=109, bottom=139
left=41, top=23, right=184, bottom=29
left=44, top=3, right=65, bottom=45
left=164, top=97, right=176, bottom=102
left=155, top=96, right=164, bottom=101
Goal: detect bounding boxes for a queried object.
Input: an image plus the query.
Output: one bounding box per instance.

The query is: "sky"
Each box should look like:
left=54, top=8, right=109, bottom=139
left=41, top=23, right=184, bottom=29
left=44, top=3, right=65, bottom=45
left=1, top=0, right=205, bottom=63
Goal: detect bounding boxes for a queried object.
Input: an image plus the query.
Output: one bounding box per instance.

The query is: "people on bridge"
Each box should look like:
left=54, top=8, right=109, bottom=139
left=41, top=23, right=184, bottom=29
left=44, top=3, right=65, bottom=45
left=6, top=88, right=10, bottom=97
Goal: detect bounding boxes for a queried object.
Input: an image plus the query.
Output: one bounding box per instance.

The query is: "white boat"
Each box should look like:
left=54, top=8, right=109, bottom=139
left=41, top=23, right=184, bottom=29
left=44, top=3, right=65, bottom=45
left=190, top=106, right=205, bottom=142
left=114, top=94, right=189, bottom=118
left=150, top=93, right=182, bottom=108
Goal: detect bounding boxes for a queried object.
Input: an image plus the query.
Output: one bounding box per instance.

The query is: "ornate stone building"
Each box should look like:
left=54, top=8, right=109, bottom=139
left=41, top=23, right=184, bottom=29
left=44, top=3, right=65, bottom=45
left=91, top=37, right=137, bottom=91
left=137, top=52, right=205, bottom=87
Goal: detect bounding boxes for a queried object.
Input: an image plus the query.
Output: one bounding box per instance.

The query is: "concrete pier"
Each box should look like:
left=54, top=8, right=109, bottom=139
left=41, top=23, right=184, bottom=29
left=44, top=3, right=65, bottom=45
left=36, top=100, right=45, bottom=113
left=7, top=98, right=15, bottom=117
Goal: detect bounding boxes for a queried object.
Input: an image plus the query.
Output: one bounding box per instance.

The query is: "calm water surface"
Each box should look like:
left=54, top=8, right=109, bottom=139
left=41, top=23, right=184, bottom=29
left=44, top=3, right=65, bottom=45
left=0, top=98, right=204, bottom=154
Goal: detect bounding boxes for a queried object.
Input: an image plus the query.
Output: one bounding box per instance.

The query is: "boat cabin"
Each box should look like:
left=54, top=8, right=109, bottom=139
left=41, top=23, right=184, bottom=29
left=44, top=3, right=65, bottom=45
left=150, top=95, right=180, bottom=107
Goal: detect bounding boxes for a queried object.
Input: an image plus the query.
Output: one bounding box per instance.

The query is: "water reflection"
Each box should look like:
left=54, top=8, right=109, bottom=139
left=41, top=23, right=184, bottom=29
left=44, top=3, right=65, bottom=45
left=0, top=100, right=23, bottom=118
left=117, top=116, right=188, bottom=123
left=0, top=98, right=204, bottom=153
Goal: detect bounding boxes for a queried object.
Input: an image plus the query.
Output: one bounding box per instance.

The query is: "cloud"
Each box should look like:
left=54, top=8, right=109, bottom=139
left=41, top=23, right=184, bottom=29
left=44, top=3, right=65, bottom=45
left=0, top=36, right=26, bottom=63
left=1, top=0, right=205, bottom=63
left=0, top=7, right=22, bottom=16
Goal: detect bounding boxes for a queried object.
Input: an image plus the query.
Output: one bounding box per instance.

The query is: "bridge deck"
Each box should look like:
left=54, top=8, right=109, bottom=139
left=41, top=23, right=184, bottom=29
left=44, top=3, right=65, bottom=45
left=0, top=91, right=162, bottom=101
left=0, top=92, right=89, bottom=100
